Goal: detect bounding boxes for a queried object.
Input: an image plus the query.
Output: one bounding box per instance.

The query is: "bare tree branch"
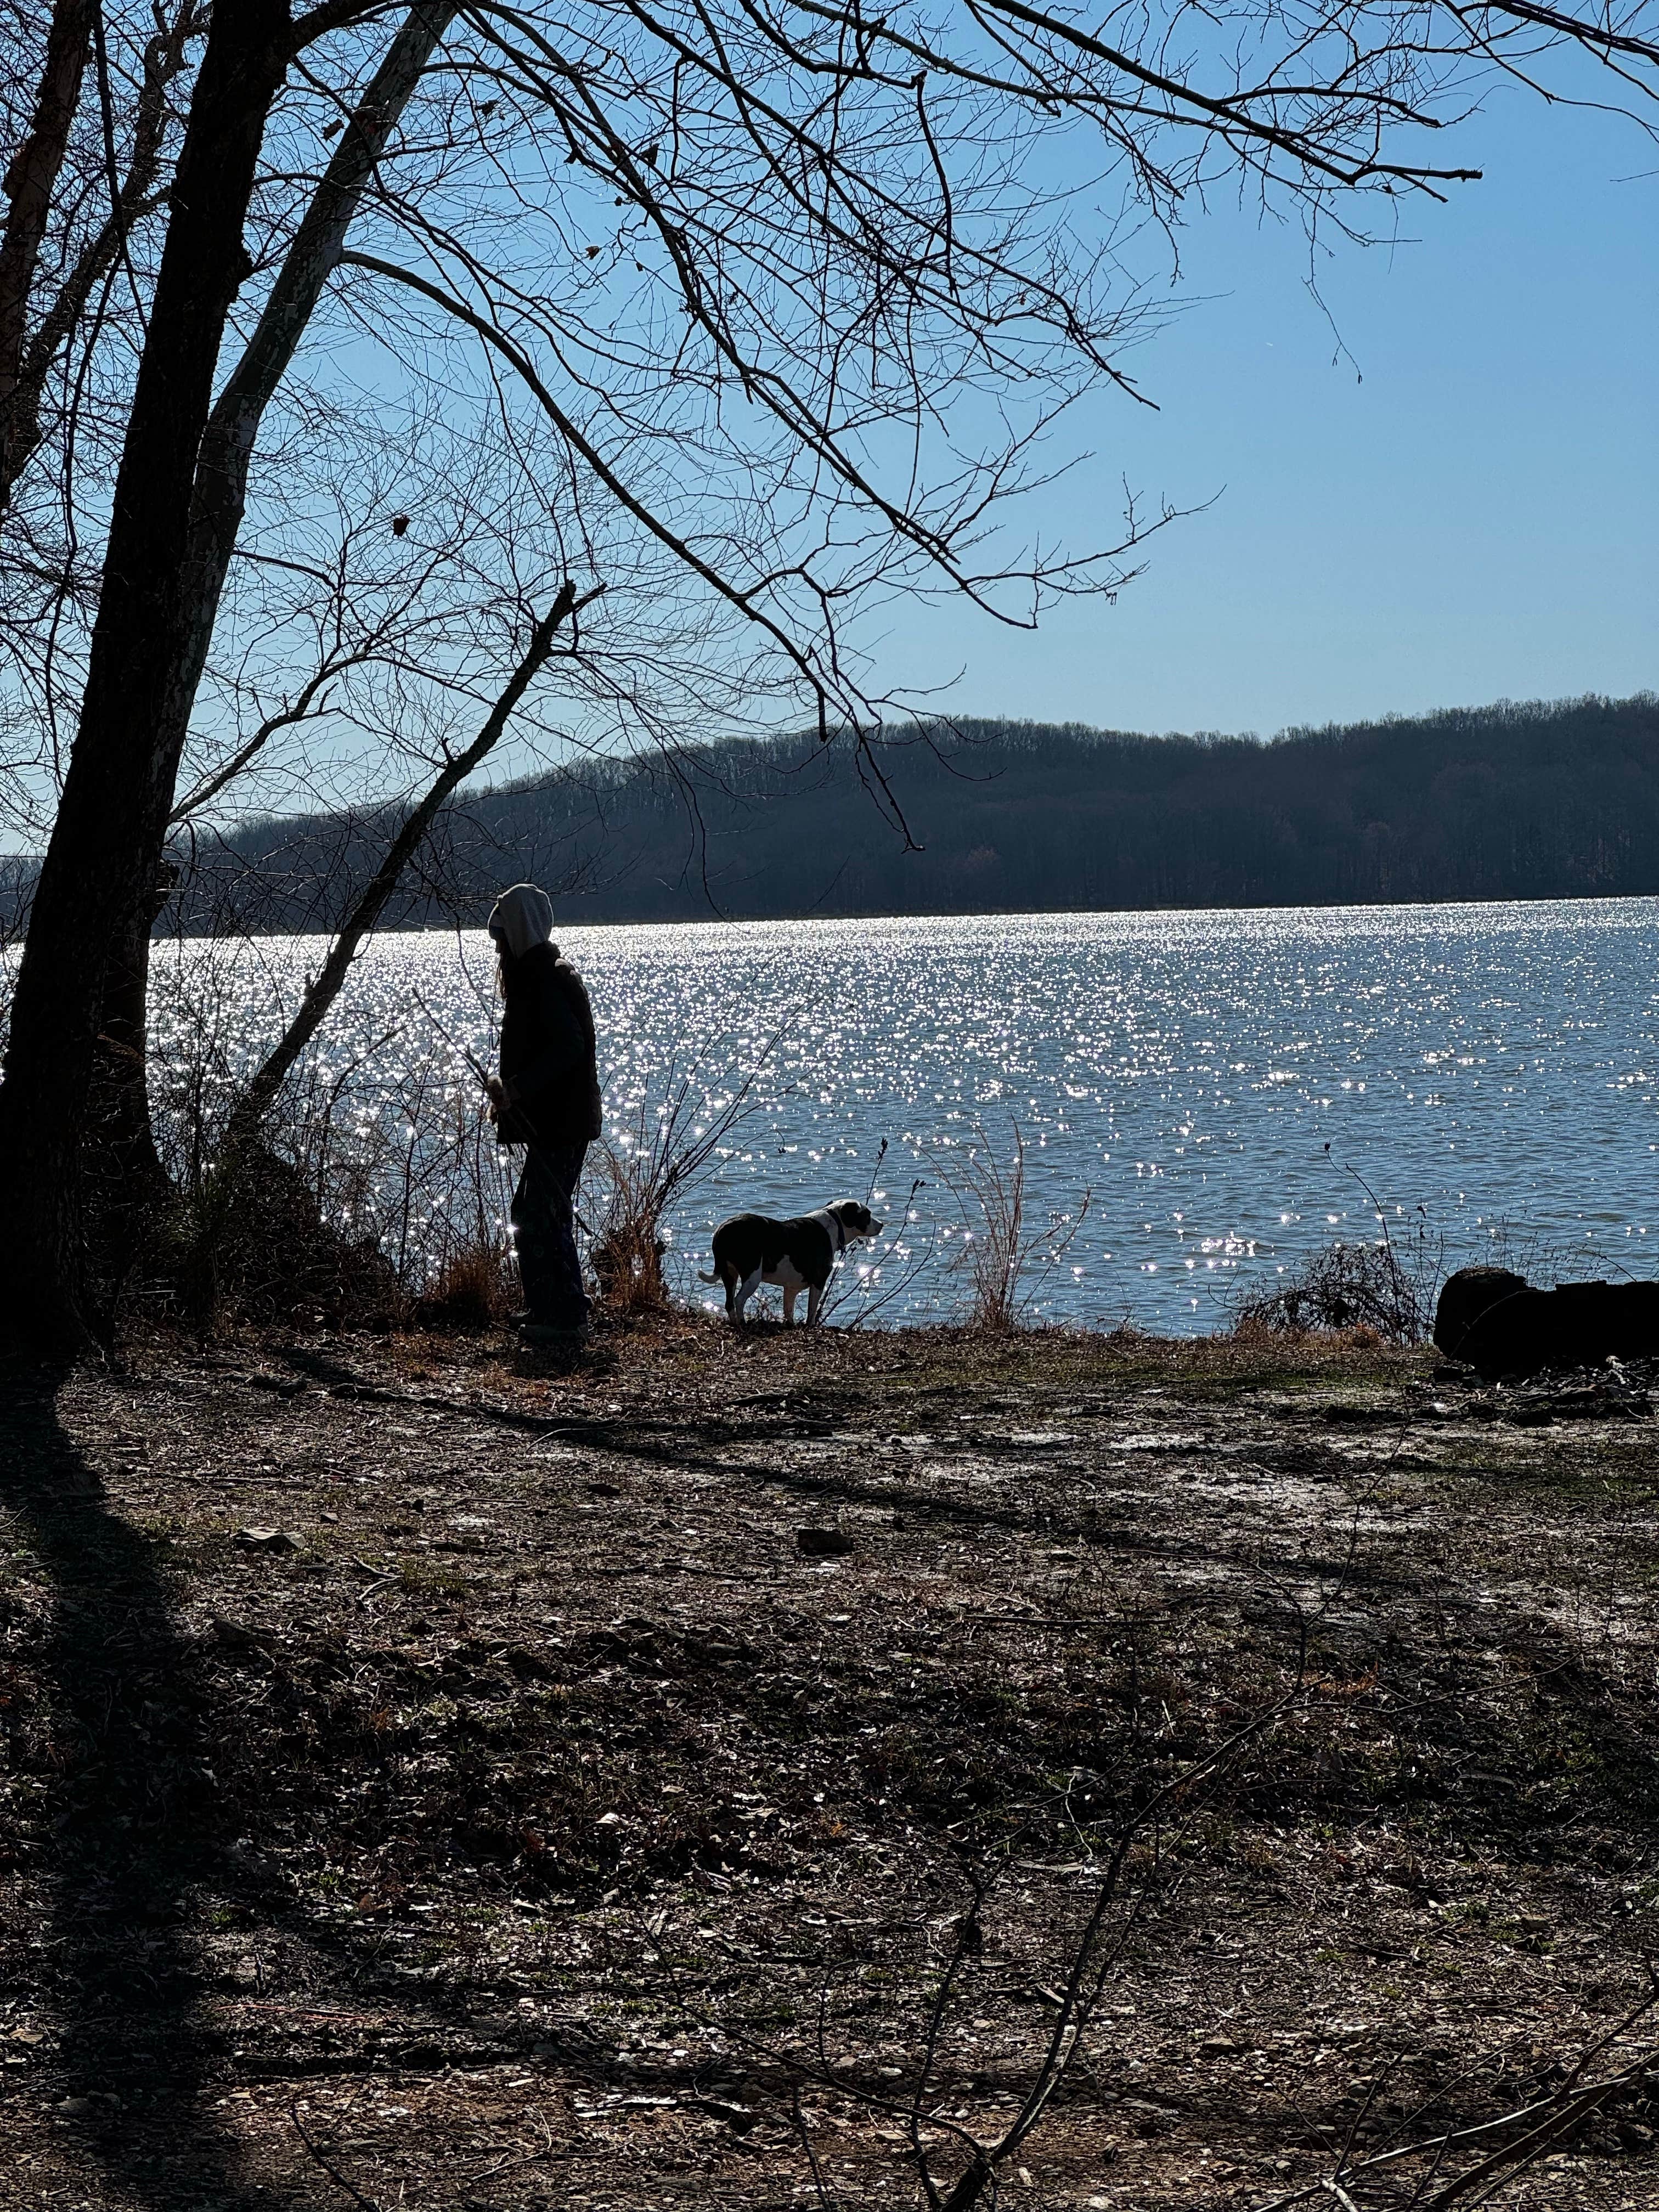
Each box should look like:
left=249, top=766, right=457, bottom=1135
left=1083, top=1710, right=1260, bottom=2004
left=0, top=0, right=91, bottom=511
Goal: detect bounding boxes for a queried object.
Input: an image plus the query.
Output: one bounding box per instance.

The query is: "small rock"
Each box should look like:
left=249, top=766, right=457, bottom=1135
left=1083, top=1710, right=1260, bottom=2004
left=1200, top=2033, right=1240, bottom=2055
left=797, top=1528, right=853, bottom=1556
left=210, top=1616, right=268, bottom=1648
left=690, top=2095, right=757, bottom=2131
left=235, top=1526, right=303, bottom=1553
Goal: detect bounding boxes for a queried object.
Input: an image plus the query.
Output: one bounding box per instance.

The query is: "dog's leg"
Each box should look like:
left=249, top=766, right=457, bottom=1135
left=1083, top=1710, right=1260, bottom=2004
left=782, top=1286, right=798, bottom=1327
left=721, top=1265, right=740, bottom=1323
left=806, top=1282, right=823, bottom=1327
left=733, top=1267, right=763, bottom=1325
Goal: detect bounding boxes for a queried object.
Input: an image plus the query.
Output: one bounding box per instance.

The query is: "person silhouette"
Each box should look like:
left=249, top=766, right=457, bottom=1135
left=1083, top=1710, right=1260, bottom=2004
left=484, top=883, right=602, bottom=1343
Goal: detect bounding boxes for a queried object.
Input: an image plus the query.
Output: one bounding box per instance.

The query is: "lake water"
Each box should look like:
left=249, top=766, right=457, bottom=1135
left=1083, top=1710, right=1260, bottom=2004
left=151, top=898, right=1659, bottom=1330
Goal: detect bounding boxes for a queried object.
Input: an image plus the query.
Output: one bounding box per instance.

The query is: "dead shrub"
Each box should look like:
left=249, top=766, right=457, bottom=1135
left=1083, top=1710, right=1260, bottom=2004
left=589, top=1042, right=775, bottom=1319
left=132, top=944, right=520, bottom=1328
left=156, top=1138, right=400, bottom=1327
left=1233, top=1238, right=1434, bottom=1345
left=588, top=1147, right=671, bottom=1315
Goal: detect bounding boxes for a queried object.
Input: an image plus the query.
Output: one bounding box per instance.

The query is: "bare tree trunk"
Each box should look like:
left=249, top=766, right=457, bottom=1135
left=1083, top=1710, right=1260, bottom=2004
left=165, top=1, right=454, bottom=768
left=220, top=583, right=583, bottom=1156
left=92, top=1, right=455, bottom=1192
left=0, top=0, right=290, bottom=1345
left=0, top=0, right=91, bottom=514
left=93, top=860, right=179, bottom=1212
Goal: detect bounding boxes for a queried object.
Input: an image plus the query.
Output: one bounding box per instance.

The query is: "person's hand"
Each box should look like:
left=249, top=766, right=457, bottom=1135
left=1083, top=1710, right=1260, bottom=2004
left=485, top=1074, right=506, bottom=1124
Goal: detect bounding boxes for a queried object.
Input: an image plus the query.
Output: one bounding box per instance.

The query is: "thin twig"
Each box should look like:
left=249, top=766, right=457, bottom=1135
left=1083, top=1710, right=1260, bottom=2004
left=1248, top=1979, right=1659, bottom=2212
left=792, top=2084, right=840, bottom=2211
left=289, top=2094, right=380, bottom=2212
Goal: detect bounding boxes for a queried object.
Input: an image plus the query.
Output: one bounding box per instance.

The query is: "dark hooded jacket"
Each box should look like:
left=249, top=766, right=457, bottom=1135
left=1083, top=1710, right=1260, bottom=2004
left=496, top=942, right=602, bottom=1147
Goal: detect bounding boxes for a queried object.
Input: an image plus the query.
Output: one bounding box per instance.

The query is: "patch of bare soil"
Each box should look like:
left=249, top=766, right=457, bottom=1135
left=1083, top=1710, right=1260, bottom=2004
left=2, top=1317, right=1657, bottom=2211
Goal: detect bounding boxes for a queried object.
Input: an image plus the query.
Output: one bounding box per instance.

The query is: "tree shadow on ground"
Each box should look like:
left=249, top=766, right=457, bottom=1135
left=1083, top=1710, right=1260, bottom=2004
left=1, top=1354, right=267, bottom=2211
left=273, top=1336, right=1266, bottom=1574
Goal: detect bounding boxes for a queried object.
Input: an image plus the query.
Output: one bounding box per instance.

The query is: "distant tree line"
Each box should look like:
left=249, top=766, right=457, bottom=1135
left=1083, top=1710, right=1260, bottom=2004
left=58, top=688, right=1659, bottom=930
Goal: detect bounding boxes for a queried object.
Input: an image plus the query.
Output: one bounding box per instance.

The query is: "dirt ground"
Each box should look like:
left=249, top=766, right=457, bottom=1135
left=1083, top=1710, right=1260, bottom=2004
left=2, top=1314, right=1658, bottom=2212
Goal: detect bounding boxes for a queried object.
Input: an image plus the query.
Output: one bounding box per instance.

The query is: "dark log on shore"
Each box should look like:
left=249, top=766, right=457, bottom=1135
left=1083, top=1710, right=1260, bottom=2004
left=1454, top=1279, right=1659, bottom=1379
left=1434, top=1267, right=1530, bottom=1359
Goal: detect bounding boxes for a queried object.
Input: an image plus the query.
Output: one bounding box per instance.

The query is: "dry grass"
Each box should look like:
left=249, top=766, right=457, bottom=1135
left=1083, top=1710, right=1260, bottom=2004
left=415, top=1231, right=517, bottom=1328
left=938, top=1122, right=1090, bottom=1332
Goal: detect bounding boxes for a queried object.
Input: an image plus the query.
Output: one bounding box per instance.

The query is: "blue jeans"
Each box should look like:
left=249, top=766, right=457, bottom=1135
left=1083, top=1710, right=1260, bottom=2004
left=510, top=1142, right=590, bottom=1325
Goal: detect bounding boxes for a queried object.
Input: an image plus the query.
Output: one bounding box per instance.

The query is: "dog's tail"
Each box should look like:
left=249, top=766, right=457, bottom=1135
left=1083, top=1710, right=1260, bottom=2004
left=698, top=1266, right=723, bottom=1284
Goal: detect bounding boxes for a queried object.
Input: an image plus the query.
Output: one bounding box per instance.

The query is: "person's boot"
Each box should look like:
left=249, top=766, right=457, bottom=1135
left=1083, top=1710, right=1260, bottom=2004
left=516, top=1314, right=591, bottom=1348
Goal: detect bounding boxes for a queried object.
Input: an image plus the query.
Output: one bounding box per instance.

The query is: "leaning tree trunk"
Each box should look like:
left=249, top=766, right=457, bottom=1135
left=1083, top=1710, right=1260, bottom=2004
left=88, top=1, right=455, bottom=1200
left=219, top=585, right=583, bottom=1158
left=0, top=0, right=290, bottom=1345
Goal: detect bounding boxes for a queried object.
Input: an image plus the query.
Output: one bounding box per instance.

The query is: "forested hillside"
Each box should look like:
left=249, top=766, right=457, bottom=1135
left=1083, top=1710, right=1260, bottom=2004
left=443, top=690, right=1652, bottom=922
left=10, top=692, right=1657, bottom=933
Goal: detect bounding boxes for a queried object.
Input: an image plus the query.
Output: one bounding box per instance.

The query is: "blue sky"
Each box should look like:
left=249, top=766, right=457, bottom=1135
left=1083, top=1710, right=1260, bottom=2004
left=862, top=74, right=1658, bottom=738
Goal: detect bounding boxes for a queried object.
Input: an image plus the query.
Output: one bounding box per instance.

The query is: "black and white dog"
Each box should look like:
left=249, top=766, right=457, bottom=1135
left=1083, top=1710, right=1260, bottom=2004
left=700, top=1201, right=883, bottom=1326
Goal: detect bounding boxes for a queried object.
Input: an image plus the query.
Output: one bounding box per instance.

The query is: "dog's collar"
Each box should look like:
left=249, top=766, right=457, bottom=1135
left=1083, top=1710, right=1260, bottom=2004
left=808, top=1207, right=848, bottom=1254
